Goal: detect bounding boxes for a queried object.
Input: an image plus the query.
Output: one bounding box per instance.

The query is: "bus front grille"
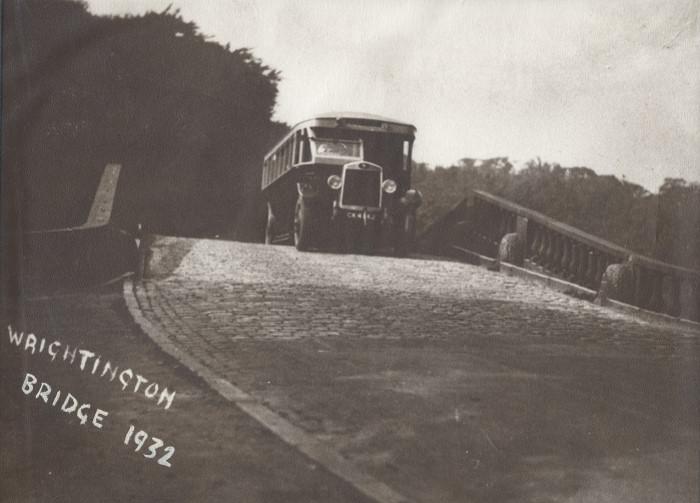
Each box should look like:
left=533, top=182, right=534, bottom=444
left=340, top=166, right=382, bottom=209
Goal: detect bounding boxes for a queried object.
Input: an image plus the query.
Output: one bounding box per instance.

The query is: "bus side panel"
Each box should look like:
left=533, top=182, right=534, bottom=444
left=262, top=163, right=341, bottom=231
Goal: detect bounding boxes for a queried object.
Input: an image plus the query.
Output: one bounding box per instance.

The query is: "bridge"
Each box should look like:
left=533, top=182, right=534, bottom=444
left=7, top=165, right=700, bottom=502
left=123, top=236, right=698, bottom=503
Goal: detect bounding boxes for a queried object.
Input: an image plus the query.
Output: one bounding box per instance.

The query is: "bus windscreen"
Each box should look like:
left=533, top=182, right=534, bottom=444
left=311, top=138, right=362, bottom=159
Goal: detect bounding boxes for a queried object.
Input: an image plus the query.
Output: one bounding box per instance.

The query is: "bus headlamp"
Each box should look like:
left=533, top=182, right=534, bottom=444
left=382, top=179, right=397, bottom=194
left=327, top=175, right=342, bottom=190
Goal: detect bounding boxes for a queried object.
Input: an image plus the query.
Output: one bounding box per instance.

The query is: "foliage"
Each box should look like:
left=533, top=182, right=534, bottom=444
left=656, top=178, right=700, bottom=270
left=4, top=0, right=281, bottom=238
left=414, top=158, right=699, bottom=269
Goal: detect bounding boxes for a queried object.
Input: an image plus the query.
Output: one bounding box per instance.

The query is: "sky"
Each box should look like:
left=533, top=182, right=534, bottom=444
left=86, top=0, right=699, bottom=191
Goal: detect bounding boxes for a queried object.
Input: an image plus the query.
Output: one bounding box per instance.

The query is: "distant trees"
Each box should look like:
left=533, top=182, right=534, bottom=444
left=414, top=158, right=699, bottom=269
left=656, top=178, right=700, bottom=270
left=3, top=0, right=281, bottom=238
left=412, top=157, right=515, bottom=237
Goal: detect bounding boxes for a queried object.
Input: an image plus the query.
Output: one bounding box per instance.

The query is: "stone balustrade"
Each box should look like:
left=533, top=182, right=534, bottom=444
left=419, top=189, right=700, bottom=322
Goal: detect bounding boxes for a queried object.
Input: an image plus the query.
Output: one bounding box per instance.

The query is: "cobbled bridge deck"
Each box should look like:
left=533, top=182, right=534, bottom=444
left=126, top=238, right=699, bottom=503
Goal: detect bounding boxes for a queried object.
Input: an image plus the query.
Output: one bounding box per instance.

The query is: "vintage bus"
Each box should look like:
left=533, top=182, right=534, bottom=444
left=261, top=112, right=422, bottom=254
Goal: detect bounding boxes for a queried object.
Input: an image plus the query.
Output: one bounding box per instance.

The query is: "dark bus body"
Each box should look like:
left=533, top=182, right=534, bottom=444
left=261, top=112, right=422, bottom=254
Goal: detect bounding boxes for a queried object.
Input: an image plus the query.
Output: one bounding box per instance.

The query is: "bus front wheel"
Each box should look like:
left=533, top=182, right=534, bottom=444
left=394, top=213, right=416, bottom=257
left=294, top=197, right=315, bottom=251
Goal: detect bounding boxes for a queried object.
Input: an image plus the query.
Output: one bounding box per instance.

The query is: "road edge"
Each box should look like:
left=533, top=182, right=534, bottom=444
left=499, top=262, right=700, bottom=332
left=122, top=278, right=411, bottom=503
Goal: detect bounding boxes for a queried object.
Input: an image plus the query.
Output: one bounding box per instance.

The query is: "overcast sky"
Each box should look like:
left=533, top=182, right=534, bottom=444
left=87, top=0, right=699, bottom=191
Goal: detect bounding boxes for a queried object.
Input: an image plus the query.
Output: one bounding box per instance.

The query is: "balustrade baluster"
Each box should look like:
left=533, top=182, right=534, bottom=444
left=526, top=227, right=536, bottom=264
left=485, top=207, right=495, bottom=253
left=537, top=228, right=548, bottom=267
left=647, top=271, right=663, bottom=312
left=647, top=269, right=660, bottom=311
left=559, top=236, right=568, bottom=276
left=668, top=276, right=681, bottom=317
left=558, top=235, right=567, bottom=275
left=568, top=242, right=579, bottom=282
left=532, top=228, right=541, bottom=266
left=486, top=205, right=497, bottom=251
left=539, top=230, right=548, bottom=270
left=471, top=200, right=481, bottom=246
left=550, top=234, right=561, bottom=274
left=542, top=230, right=553, bottom=271
left=489, top=207, right=498, bottom=253
left=633, top=265, right=645, bottom=308
left=474, top=202, right=487, bottom=252
left=544, top=231, right=554, bottom=271
left=677, top=277, right=697, bottom=321
left=594, top=254, right=607, bottom=287
left=498, top=208, right=507, bottom=245
left=570, top=243, right=579, bottom=283
left=560, top=238, right=570, bottom=279
left=547, top=229, right=557, bottom=273
left=584, top=250, right=596, bottom=287
left=574, top=242, right=583, bottom=282
left=498, top=209, right=508, bottom=241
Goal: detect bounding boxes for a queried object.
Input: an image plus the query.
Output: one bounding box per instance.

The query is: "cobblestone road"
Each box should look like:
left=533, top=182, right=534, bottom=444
left=134, top=238, right=699, bottom=503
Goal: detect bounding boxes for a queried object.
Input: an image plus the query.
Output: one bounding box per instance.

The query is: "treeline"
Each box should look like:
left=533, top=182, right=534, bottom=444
left=3, top=0, right=283, bottom=239
left=413, top=158, right=700, bottom=270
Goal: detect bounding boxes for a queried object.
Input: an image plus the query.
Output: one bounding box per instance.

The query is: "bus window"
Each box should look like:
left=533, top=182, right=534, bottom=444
left=300, top=129, right=311, bottom=162
left=311, top=138, right=362, bottom=159
left=293, top=132, right=299, bottom=164
left=403, top=140, right=411, bottom=171
left=292, top=132, right=299, bottom=165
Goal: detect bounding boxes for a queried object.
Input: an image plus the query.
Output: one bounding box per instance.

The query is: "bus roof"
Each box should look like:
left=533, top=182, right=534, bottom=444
left=292, top=112, right=416, bottom=133
left=265, top=112, right=415, bottom=161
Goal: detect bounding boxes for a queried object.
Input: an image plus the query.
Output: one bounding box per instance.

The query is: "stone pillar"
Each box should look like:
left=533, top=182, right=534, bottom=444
left=498, top=232, right=524, bottom=266
left=599, top=258, right=634, bottom=304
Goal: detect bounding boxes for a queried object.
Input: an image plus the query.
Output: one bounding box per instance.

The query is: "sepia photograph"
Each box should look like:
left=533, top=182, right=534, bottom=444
left=1, top=1, right=698, bottom=501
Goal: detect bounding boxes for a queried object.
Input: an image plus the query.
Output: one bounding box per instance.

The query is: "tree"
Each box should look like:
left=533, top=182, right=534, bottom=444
left=657, top=178, right=700, bottom=269
left=3, top=0, right=282, bottom=238
left=414, top=156, right=695, bottom=267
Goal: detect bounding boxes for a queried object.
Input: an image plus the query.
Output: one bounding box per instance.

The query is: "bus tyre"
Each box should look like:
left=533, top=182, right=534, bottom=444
left=294, top=197, right=314, bottom=251
left=264, top=203, right=275, bottom=245
left=395, top=213, right=416, bottom=257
